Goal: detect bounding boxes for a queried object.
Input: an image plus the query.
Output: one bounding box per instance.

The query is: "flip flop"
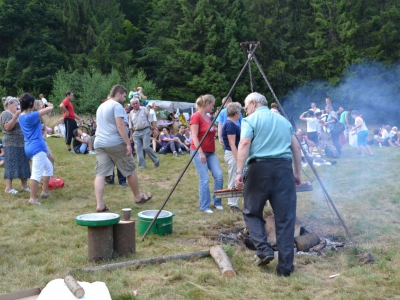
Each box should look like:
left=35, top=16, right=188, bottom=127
left=96, top=205, right=109, bottom=212
left=6, top=189, right=19, bottom=194
left=29, top=199, right=41, bottom=205
left=41, top=191, right=51, bottom=198
left=135, top=192, right=153, bottom=204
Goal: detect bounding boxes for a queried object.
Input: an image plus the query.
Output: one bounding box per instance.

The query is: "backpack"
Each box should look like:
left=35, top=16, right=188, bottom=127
left=325, top=144, right=338, bottom=158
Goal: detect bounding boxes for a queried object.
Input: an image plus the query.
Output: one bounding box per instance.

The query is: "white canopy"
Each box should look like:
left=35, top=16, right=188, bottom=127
left=147, top=100, right=195, bottom=113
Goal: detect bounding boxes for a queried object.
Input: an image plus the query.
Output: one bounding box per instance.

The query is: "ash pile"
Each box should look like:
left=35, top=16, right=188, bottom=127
left=221, top=210, right=345, bottom=256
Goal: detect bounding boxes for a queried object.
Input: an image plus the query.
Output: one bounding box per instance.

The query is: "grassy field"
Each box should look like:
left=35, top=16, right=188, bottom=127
left=0, top=115, right=400, bottom=299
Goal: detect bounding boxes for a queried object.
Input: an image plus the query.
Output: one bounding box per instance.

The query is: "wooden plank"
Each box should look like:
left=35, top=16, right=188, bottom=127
left=0, top=288, right=41, bottom=300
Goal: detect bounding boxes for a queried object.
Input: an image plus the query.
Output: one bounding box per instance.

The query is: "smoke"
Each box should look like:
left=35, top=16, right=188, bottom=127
left=281, top=61, right=400, bottom=126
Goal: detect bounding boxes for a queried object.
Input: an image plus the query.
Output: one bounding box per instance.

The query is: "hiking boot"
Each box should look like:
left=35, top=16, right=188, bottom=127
left=257, top=254, right=275, bottom=266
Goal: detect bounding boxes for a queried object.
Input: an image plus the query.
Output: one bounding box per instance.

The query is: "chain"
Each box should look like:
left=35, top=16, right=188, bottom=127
left=248, top=53, right=254, bottom=92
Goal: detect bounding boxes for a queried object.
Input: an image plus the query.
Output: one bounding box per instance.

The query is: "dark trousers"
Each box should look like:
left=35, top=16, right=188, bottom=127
left=107, top=168, right=126, bottom=185
left=64, top=118, right=78, bottom=146
left=243, top=159, right=297, bottom=275
left=331, top=131, right=342, bottom=155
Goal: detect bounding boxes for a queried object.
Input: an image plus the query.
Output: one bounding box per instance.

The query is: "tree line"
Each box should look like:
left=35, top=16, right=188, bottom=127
left=0, top=0, right=399, bottom=122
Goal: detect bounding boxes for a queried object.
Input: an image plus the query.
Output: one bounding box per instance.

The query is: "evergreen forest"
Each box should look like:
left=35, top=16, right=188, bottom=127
left=0, top=0, right=399, bottom=122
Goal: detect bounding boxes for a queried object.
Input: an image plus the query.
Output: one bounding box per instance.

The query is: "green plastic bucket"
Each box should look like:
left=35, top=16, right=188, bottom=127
left=137, top=210, right=174, bottom=236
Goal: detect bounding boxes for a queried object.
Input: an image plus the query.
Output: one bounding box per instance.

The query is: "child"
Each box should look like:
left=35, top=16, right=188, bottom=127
left=72, top=128, right=95, bottom=154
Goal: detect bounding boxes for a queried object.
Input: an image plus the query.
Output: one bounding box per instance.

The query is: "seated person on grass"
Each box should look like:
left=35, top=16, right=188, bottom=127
left=159, top=127, right=183, bottom=156
left=296, top=129, right=336, bottom=166
left=72, top=128, right=95, bottom=154
left=367, top=129, right=384, bottom=146
left=174, top=124, right=190, bottom=152
left=151, top=127, right=162, bottom=153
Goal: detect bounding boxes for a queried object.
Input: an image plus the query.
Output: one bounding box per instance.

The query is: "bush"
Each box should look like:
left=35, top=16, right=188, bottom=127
left=49, top=68, right=161, bottom=115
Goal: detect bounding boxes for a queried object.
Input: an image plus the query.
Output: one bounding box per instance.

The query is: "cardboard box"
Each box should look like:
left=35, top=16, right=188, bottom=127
left=0, top=288, right=41, bottom=300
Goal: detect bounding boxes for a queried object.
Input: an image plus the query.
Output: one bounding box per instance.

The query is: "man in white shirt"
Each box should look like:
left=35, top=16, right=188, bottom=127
left=147, top=104, right=157, bottom=123
left=94, top=84, right=153, bottom=212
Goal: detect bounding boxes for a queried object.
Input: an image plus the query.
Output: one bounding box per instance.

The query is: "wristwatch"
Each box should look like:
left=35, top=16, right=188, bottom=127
left=236, top=170, right=245, bottom=175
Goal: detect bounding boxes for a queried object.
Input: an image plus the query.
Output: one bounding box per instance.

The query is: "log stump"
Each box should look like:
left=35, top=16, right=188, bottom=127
left=294, top=232, right=320, bottom=252
left=210, top=245, right=236, bottom=277
left=64, top=275, right=85, bottom=298
left=88, top=226, right=114, bottom=261
left=113, top=220, right=136, bottom=256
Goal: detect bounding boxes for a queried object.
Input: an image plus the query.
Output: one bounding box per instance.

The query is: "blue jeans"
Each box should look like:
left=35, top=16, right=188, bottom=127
left=190, top=150, right=223, bottom=211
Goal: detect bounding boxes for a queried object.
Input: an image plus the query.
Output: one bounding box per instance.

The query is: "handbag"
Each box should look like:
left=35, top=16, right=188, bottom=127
left=49, top=176, right=65, bottom=189
left=331, top=118, right=345, bottom=134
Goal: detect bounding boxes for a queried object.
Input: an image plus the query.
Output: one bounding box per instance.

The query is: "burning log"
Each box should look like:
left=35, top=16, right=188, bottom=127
left=311, top=238, right=326, bottom=252
left=210, top=245, right=236, bottom=277
left=295, top=233, right=321, bottom=252
left=237, top=231, right=256, bottom=250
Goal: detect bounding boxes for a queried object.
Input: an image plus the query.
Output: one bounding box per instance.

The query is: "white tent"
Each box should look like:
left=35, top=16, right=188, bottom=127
left=147, top=100, right=195, bottom=113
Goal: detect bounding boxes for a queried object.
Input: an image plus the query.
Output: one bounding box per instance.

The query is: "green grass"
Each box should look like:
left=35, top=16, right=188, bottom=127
left=1, top=117, right=400, bottom=299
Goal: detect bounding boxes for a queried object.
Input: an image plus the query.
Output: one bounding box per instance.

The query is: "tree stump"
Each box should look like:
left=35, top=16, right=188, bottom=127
left=210, top=245, right=236, bottom=277
left=88, top=226, right=114, bottom=261
left=113, top=220, right=136, bottom=256
left=294, top=232, right=320, bottom=252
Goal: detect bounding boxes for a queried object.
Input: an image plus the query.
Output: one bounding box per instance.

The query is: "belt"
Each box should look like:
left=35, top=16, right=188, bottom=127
left=249, top=157, right=292, bottom=165
left=135, top=127, right=149, bottom=131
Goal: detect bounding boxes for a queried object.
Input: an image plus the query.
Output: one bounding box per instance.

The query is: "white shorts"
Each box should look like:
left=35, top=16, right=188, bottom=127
left=31, top=151, right=53, bottom=182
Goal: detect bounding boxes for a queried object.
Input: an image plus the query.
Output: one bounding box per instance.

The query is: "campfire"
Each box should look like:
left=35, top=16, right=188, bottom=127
left=207, top=210, right=346, bottom=257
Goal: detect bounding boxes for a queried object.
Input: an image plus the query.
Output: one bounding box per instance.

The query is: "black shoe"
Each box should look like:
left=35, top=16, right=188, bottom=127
left=105, top=181, right=114, bottom=185
left=277, top=266, right=294, bottom=277
left=257, top=254, right=275, bottom=266
left=119, top=182, right=128, bottom=186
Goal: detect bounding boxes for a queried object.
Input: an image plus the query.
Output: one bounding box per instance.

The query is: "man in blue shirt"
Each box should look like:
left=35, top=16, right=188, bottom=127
left=234, top=92, right=301, bottom=277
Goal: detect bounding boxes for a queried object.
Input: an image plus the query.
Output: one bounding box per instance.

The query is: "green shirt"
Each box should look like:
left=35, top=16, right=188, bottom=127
left=240, top=106, right=293, bottom=166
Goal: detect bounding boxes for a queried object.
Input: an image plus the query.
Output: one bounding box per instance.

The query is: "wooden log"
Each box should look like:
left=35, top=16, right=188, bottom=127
left=210, top=245, right=236, bottom=277
left=64, top=275, right=85, bottom=298
left=79, top=250, right=211, bottom=272
left=113, top=220, right=136, bottom=256
left=87, top=226, right=114, bottom=261
left=294, top=232, right=321, bottom=252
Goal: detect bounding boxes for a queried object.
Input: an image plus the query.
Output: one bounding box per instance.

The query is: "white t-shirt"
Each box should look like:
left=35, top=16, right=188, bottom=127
left=354, top=116, right=367, bottom=133
left=148, top=108, right=157, bottom=122
left=305, top=117, right=318, bottom=132
left=94, top=100, right=127, bottom=148
left=382, top=129, right=390, bottom=139
left=57, top=123, right=66, bottom=136
left=41, top=98, right=48, bottom=105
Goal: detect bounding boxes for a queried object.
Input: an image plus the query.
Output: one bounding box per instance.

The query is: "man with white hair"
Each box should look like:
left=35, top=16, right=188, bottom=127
left=234, top=92, right=302, bottom=277
left=129, top=97, right=160, bottom=169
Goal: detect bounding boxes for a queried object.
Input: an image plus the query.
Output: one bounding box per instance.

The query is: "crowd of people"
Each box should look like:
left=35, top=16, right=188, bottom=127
left=297, top=98, right=400, bottom=164
left=2, top=87, right=400, bottom=278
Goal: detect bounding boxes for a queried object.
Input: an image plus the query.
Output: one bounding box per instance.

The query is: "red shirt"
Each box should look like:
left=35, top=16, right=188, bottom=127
left=62, top=98, right=76, bottom=120
left=190, top=112, right=216, bottom=152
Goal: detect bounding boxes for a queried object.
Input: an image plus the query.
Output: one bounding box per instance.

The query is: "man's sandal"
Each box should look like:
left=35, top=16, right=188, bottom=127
left=135, top=192, right=153, bottom=204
